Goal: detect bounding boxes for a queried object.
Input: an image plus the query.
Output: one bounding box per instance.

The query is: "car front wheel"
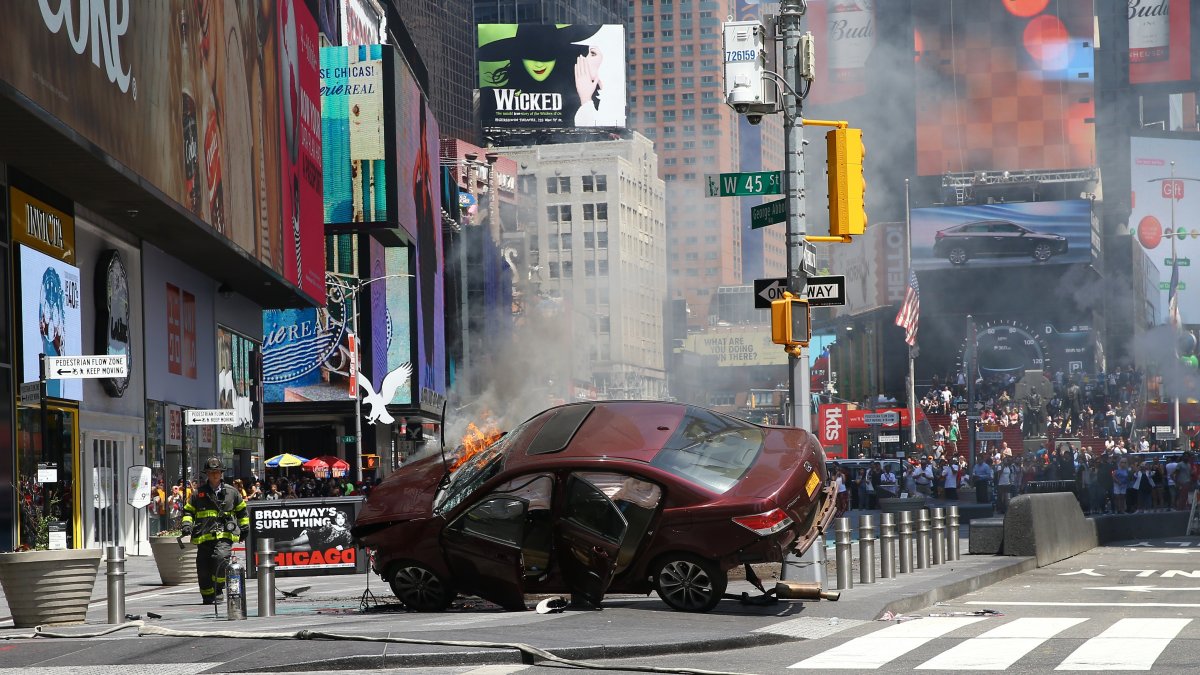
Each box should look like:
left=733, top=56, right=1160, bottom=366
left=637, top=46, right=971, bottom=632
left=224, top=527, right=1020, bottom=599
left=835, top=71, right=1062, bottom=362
left=389, top=561, right=455, bottom=611
left=652, top=553, right=727, bottom=613
left=947, top=246, right=969, bottom=265
left=1032, top=243, right=1054, bottom=261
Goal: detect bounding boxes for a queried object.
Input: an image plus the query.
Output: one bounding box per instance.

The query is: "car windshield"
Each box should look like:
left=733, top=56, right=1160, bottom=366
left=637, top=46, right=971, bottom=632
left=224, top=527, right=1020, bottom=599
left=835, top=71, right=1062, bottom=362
left=651, top=406, right=764, bottom=493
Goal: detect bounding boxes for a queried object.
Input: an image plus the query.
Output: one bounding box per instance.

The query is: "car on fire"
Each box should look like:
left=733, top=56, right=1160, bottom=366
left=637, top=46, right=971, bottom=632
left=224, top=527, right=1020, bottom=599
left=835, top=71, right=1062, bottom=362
left=932, top=219, right=1068, bottom=265
left=352, top=400, right=836, bottom=613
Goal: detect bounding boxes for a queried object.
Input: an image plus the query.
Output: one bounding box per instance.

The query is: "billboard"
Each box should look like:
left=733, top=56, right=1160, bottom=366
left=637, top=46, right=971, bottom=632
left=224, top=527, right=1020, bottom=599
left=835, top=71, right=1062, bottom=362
left=682, top=330, right=788, bottom=367
left=0, top=1, right=324, bottom=304
left=1130, top=135, right=1200, bottom=322
left=477, top=24, right=627, bottom=130
left=1129, top=0, right=1192, bottom=86
left=913, top=0, right=1094, bottom=175
left=20, top=245, right=82, bottom=400
left=321, top=44, right=388, bottom=225
left=910, top=200, right=1094, bottom=272
left=280, top=0, right=326, bottom=304
left=262, top=273, right=358, bottom=403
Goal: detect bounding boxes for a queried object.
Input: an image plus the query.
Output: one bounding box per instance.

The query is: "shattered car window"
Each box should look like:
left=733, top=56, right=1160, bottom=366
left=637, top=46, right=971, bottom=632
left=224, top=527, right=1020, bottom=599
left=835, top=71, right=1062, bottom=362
left=651, top=406, right=763, bottom=494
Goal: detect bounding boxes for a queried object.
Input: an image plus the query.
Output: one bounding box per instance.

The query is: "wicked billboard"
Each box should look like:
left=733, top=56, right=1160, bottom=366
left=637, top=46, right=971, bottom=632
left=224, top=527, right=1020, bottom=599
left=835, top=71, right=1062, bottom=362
left=477, top=24, right=627, bottom=130
left=0, top=0, right=325, bottom=305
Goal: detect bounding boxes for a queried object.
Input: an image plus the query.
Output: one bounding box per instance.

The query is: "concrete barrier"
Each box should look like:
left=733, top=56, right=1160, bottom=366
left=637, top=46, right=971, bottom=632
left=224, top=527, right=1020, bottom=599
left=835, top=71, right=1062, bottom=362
left=1003, top=493, right=1097, bottom=567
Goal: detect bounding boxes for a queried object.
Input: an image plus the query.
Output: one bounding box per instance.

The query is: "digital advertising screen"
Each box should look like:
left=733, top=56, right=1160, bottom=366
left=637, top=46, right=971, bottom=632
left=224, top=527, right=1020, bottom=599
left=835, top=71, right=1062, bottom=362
left=1130, top=135, right=1200, bottom=323
left=478, top=24, right=627, bottom=130
left=913, top=0, right=1095, bottom=175
left=911, top=200, right=1094, bottom=272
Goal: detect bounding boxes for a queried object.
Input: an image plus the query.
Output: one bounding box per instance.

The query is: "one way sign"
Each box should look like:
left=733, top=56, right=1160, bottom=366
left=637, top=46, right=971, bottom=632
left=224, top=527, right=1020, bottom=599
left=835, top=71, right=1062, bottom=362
left=755, top=276, right=846, bottom=309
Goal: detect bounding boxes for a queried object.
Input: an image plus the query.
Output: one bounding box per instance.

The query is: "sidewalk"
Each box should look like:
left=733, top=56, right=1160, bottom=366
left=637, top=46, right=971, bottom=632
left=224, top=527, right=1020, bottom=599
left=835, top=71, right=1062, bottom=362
left=0, top=540, right=1031, bottom=672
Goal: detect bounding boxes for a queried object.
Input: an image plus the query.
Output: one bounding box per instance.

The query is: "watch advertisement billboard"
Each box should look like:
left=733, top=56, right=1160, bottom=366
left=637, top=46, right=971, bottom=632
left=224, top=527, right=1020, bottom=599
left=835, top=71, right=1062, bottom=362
left=477, top=24, right=627, bottom=130
left=913, top=0, right=1095, bottom=176
left=911, top=200, right=1094, bottom=272
left=20, top=245, right=83, bottom=400
left=1130, top=135, right=1200, bottom=323
left=0, top=0, right=324, bottom=304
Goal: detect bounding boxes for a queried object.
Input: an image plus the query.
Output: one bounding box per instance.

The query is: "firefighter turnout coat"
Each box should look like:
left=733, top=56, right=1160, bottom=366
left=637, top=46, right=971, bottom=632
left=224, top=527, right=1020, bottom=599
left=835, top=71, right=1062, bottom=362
left=181, top=481, right=249, bottom=544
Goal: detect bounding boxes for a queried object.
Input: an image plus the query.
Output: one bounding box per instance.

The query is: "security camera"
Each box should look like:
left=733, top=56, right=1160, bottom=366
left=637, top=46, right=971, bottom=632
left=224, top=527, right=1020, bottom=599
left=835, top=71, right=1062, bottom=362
left=747, top=113, right=763, bottom=125
left=733, top=102, right=750, bottom=114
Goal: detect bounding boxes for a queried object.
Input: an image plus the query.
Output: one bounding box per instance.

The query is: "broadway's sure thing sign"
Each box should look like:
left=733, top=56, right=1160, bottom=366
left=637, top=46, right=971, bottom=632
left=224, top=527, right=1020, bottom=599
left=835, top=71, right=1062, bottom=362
left=247, top=498, right=363, bottom=576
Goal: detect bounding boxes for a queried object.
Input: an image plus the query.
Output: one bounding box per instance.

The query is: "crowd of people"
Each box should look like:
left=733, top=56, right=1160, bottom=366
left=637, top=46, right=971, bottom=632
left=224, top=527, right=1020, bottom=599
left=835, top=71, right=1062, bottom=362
left=148, top=474, right=377, bottom=534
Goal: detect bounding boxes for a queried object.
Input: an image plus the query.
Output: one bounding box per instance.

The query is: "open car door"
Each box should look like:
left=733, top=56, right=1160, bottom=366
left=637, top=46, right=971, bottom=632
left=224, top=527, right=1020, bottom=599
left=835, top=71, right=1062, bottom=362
left=442, top=496, right=529, bottom=610
left=554, top=474, right=628, bottom=605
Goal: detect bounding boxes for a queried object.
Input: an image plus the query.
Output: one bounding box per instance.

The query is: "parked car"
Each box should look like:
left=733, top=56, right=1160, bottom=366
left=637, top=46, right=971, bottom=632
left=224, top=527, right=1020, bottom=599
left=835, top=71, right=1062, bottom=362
left=932, top=220, right=1067, bottom=265
left=352, top=401, right=836, bottom=613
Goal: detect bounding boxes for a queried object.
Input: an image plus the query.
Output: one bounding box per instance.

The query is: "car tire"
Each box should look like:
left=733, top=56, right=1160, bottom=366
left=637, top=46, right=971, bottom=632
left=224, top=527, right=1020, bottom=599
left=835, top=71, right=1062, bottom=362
left=388, top=561, right=455, bottom=611
left=947, top=246, right=969, bottom=265
left=652, top=553, right=727, bottom=613
left=1032, top=243, right=1053, bottom=261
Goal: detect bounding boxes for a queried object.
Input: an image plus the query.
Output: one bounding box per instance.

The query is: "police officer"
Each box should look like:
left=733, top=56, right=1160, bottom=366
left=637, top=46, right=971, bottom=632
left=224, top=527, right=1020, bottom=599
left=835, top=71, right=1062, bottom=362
left=181, top=457, right=249, bottom=604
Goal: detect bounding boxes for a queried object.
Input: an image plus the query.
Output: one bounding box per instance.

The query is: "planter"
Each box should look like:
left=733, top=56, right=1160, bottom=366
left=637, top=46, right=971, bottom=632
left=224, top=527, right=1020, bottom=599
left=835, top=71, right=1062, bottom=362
left=148, top=535, right=198, bottom=585
left=878, top=496, right=928, bottom=514
left=0, top=548, right=102, bottom=628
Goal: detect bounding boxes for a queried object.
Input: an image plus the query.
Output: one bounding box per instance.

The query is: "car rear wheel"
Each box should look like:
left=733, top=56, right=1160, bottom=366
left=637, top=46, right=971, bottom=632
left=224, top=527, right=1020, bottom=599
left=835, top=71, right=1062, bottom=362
left=1032, top=243, right=1053, bottom=261
left=652, top=553, right=727, bottom=613
left=389, top=561, right=454, bottom=611
left=947, top=246, right=969, bottom=265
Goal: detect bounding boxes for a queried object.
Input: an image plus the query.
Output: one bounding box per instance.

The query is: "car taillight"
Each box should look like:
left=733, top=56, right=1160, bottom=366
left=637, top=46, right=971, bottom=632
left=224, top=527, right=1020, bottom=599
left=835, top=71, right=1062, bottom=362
left=732, top=508, right=794, bottom=536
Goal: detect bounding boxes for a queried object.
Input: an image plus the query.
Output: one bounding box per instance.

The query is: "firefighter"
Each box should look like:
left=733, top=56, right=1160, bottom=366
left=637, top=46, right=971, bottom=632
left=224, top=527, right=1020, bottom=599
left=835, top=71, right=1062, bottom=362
left=181, top=457, right=249, bottom=604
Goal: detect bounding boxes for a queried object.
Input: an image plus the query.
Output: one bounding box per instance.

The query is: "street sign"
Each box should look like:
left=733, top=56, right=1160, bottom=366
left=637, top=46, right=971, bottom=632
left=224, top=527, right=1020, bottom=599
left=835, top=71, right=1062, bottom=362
left=879, top=434, right=901, bottom=443
left=705, top=171, right=782, bottom=197
left=863, top=411, right=899, bottom=425
left=977, top=431, right=1004, bottom=441
left=1155, top=425, right=1174, bottom=434
left=45, top=354, right=128, bottom=380
left=184, top=408, right=237, bottom=426
left=801, top=275, right=846, bottom=307
left=800, top=242, right=818, bottom=276
left=19, top=381, right=40, bottom=406
left=754, top=277, right=789, bottom=309
left=750, top=198, right=787, bottom=229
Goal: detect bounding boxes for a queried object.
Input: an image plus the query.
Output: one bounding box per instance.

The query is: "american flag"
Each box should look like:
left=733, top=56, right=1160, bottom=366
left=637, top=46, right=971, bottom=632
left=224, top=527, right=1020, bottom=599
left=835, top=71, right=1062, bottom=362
left=894, top=270, right=921, bottom=346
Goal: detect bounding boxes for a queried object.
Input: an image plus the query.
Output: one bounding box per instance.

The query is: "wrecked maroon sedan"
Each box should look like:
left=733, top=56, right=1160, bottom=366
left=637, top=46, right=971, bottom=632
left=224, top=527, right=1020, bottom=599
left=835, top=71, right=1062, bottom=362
left=352, top=401, right=835, bottom=613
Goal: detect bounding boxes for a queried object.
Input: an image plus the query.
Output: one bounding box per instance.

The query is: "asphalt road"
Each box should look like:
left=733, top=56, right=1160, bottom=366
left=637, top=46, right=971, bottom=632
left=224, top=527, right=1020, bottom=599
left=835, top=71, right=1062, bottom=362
left=454, top=535, right=1200, bottom=674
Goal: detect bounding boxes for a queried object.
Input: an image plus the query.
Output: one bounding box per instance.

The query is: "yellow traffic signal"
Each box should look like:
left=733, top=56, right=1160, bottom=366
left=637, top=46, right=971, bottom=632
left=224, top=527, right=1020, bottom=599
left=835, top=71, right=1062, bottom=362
left=770, top=291, right=811, bottom=348
left=827, top=127, right=866, bottom=237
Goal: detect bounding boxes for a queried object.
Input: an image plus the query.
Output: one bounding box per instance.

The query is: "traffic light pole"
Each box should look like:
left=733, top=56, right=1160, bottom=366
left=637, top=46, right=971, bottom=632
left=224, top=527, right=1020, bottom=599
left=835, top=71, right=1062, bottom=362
left=781, top=0, right=810, bottom=432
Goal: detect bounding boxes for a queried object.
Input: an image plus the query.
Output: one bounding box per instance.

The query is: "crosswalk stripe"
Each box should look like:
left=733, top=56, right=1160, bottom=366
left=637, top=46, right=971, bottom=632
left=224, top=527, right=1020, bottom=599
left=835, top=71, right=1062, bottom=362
left=789, top=617, right=986, bottom=669
left=1056, top=617, right=1191, bottom=670
left=915, top=617, right=1087, bottom=670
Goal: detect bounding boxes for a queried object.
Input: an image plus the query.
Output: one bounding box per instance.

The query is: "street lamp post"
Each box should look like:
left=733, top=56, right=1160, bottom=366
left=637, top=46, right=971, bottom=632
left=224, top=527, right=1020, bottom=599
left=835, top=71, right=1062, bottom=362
left=327, top=273, right=412, bottom=482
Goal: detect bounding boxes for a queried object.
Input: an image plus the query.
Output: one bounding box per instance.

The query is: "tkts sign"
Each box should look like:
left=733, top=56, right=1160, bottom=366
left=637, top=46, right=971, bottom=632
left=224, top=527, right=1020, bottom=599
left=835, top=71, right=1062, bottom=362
left=819, top=404, right=847, bottom=459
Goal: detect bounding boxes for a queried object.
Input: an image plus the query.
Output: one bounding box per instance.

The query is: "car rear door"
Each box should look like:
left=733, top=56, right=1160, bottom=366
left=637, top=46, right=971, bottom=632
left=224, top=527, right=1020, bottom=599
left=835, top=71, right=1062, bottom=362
left=442, top=496, right=530, bottom=609
left=554, top=474, right=628, bottom=605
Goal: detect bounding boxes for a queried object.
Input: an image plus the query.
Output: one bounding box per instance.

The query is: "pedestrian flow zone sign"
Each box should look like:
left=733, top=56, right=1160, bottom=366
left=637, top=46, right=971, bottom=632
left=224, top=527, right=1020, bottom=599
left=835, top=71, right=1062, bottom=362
left=754, top=275, right=846, bottom=309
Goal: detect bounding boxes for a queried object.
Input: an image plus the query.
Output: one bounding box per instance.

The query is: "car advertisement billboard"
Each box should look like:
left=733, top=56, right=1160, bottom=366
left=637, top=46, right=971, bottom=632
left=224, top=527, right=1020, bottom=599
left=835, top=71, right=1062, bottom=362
left=912, top=0, right=1095, bottom=175
left=0, top=0, right=324, bottom=304
left=20, top=245, right=83, bottom=401
left=1129, top=0, right=1192, bottom=86
left=1130, top=135, right=1200, bottom=323
left=477, top=24, right=627, bottom=130
left=279, top=0, right=326, bottom=305
left=911, top=200, right=1093, bottom=271
left=321, top=44, right=388, bottom=225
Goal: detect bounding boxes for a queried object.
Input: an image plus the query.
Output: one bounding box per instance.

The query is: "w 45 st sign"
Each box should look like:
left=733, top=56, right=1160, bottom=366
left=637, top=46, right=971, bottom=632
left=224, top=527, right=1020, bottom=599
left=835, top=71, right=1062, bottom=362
left=705, top=171, right=782, bottom=197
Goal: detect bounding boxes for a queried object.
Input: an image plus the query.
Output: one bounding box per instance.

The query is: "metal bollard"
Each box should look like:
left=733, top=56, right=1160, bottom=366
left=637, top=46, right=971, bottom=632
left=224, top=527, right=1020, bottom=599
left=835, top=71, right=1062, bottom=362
left=257, top=537, right=277, bottom=618
left=879, top=513, right=897, bottom=579
left=858, top=514, right=877, bottom=585
left=916, top=509, right=931, bottom=570
left=931, top=507, right=946, bottom=565
left=834, top=517, right=854, bottom=590
left=106, top=545, right=126, bottom=624
left=947, top=505, right=961, bottom=561
left=898, top=511, right=914, bottom=574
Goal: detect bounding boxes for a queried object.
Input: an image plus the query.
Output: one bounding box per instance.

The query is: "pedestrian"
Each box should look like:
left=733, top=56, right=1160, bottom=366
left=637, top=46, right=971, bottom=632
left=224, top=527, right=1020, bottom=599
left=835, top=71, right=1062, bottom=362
left=180, top=457, right=249, bottom=605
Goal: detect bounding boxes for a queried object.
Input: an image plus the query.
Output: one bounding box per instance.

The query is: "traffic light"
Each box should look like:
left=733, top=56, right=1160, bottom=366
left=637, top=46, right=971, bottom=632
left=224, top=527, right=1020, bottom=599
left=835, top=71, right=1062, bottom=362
left=770, top=291, right=810, bottom=354
left=827, top=127, right=866, bottom=237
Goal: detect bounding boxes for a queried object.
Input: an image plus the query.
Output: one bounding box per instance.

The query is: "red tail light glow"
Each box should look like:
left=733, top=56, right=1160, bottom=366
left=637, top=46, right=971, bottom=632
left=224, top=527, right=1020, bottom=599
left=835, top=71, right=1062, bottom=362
left=732, top=508, right=794, bottom=536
